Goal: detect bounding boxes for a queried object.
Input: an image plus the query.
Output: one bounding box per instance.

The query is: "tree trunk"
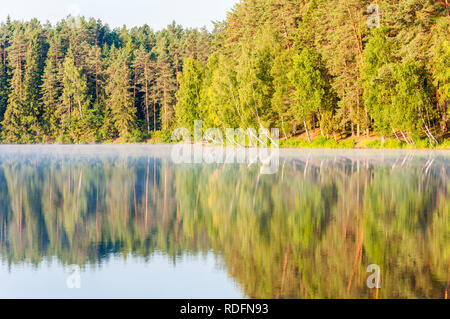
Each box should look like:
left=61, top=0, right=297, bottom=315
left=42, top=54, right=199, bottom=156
left=392, top=129, right=401, bottom=142
left=153, top=101, right=157, bottom=133
left=318, top=110, right=324, bottom=137
left=145, top=79, right=150, bottom=134
left=281, top=116, right=288, bottom=140
left=442, top=101, right=448, bottom=133
left=304, top=118, right=311, bottom=143
left=400, top=130, right=411, bottom=144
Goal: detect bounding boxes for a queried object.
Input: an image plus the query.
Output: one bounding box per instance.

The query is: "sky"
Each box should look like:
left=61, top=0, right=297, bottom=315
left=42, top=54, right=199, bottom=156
left=0, top=0, right=240, bottom=30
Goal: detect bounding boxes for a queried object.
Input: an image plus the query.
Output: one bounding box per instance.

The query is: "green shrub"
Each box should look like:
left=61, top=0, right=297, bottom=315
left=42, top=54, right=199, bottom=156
left=281, top=136, right=358, bottom=148
left=310, top=136, right=330, bottom=147
left=55, top=134, right=73, bottom=144
left=150, top=130, right=173, bottom=144
left=339, top=139, right=356, bottom=148
left=437, top=140, right=450, bottom=149
left=280, top=138, right=308, bottom=148
left=381, top=139, right=404, bottom=149
left=359, top=139, right=382, bottom=148
left=127, top=129, right=144, bottom=143
left=404, top=139, right=431, bottom=149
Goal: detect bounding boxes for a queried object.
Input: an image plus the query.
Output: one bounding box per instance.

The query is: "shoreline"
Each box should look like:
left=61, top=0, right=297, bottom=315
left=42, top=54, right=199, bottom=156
left=0, top=141, right=449, bottom=150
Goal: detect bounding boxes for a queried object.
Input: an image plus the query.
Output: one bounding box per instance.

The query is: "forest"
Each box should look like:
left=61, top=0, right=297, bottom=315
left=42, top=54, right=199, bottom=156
left=0, top=0, right=448, bottom=146
left=0, top=152, right=448, bottom=298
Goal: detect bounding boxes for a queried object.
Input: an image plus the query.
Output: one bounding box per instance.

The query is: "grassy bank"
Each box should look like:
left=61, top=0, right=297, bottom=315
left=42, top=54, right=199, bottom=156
left=145, top=132, right=450, bottom=150
left=145, top=128, right=450, bottom=150
left=4, top=130, right=447, bottom=149
left=279, top=136, right=450, bottom=150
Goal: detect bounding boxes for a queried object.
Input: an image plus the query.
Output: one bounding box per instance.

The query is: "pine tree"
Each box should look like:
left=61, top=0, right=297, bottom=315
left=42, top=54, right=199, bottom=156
left=134, top=46, right=157, bottom=134
left=84, top=45, right=104, bottom=105
left=105, top=47, right=136, bottom=140
left=271, top=49, right=296, bottom=138
left=1, top=28, right=34, bottom=143
left=0, top=30, right=9, bottom=130
left=155, top=48, right=177, bottom=131
left=23, top=26, right=46, bottom=139
left=0, top=3, right=447, bottom=145
left=430, top=17, right=449, bottom=134
left=41, top=34, right=64, bottom=138
left=313, top=0, right=370, bottom=137
left=59, top=48, right=92, bottom=142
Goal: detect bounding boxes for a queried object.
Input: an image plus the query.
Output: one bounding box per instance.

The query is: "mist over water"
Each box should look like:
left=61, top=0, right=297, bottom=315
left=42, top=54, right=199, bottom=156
left=0, top=146, right=448, bottom=298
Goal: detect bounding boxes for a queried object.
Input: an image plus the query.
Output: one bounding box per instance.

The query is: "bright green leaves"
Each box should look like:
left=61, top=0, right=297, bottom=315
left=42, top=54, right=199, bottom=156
left=175, top=57, right=204, bottom=133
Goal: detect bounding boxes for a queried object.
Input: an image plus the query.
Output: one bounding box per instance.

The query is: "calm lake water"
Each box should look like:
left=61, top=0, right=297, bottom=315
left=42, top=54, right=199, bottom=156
left=0, top=145, right=448, bottom=299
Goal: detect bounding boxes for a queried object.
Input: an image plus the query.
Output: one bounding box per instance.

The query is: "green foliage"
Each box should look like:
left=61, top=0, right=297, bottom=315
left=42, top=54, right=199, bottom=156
left=0, top=17, right=212, bottom=143
left=405, top=139, right=432, bottom=150
left=280, top=137, right=356, bottom=149
left=174, top=57, right=204, bottom=132
left=105, top=47, right=136, bottom=141
left=392, top=62, right=433, bottom=137
left=149, top=130, right=173, bottom=144
left=290, top=48, right=334, bottom=141
left=0, top=2, right=448, bottom=145
left=59, top=48, right=93, bottom=142
left=359, top=139, right=382, bottom=149
left=437, top=140, right=450, bottom=150
left=199, top=53, right=241, bottom=129
left=339, top=139, right=356, bottom=149
left=430, top=17, right=449, bottom=133
left=362, top=29, right=395, bottom=137
left=381, top=139, right=404, bottom=149
left=271, top=49, right=295, bottom=138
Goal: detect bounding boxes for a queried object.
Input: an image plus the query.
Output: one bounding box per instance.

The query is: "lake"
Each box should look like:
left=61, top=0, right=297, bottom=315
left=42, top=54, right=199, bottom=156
left=0, top=145, right=448, bottom=299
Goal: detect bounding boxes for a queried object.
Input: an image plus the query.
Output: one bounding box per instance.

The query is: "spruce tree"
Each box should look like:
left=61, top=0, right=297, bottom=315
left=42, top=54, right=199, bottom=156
left=1, top=29, right=31, bottom=142
left=105, top=47, right=136, bottom=140
left=59, top=48, right=92, bottom=142
left=0, top=32, right=9, bottom=130
left=41, top=34, right=64, bottom=137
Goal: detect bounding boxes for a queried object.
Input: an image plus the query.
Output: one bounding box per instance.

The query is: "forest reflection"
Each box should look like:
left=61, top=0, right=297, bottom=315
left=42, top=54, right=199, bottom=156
left=0, top=149, right=448, bottom=299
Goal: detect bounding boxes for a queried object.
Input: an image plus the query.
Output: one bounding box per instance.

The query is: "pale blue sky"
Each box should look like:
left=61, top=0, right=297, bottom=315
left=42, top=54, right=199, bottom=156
left=0, top=0, right=239, bottom=30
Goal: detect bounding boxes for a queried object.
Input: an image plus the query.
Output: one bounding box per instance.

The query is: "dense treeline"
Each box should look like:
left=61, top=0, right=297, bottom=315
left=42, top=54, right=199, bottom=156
left=0, top=16, right=212, bottom=143
left=0, top=1, right=448, bottom=145
left=0, top=151, right=448, bottom=298
left=175, top=0, right=449, bottom=145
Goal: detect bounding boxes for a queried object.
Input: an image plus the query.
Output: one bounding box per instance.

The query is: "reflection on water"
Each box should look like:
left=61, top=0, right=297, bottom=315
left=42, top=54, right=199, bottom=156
left=0, top=253, right=244, bottom=299
left=0, top=145, right=448, bottom=299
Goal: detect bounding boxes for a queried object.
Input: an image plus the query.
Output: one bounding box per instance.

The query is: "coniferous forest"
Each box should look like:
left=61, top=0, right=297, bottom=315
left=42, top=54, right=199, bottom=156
left=0, top=0, right=448, bottom=146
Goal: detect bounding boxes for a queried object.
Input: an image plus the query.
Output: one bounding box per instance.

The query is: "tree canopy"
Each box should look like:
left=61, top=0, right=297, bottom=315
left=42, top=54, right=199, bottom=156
left=0, top=1, right=448, bottom=144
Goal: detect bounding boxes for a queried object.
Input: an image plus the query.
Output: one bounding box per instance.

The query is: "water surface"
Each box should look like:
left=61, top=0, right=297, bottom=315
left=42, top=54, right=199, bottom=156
left=0, top=145, right=448, bottom=299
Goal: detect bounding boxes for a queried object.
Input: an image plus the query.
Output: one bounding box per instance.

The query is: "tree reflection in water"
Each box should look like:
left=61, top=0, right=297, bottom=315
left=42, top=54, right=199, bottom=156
left=0, top=146, right=448, bottom=299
